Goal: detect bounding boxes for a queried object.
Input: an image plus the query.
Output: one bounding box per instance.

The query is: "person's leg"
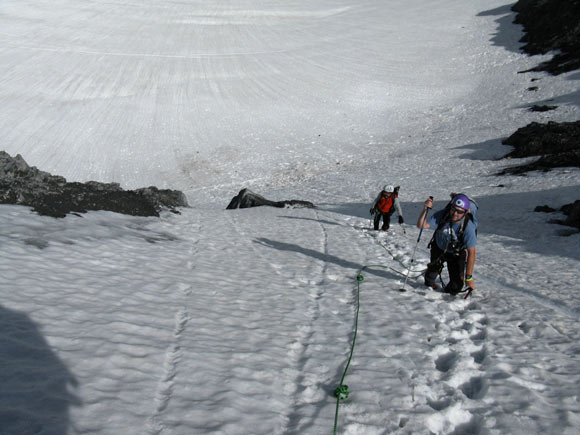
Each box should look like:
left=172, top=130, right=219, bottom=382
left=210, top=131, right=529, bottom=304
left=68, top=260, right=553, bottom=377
left=425, top=245, right=444, bottom=287
left=444, top=252, right=466, bottom=293
left=381, top=213, right=391, bottom=231
left=373, top=213, right=381, bottom=230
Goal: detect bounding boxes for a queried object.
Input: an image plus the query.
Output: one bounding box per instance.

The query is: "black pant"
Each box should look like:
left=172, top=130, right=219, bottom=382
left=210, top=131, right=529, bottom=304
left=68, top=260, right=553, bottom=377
left=425, top=244, right=466, bottom=293
left=374, top=212, right=392, bottom=230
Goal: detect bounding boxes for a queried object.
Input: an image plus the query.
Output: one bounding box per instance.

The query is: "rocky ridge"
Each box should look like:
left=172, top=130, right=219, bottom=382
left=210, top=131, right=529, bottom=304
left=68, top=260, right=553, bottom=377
left=0, top=151, right=188, bottom=218
left=513, top=0, right=580, bottom=75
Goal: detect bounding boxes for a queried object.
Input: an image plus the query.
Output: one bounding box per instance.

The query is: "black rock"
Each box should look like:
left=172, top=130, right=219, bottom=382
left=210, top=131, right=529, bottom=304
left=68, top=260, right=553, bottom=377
left=534, top=200, right=580, bottom=231
left=528, top=105, right=557, bottom=112
left=534, top=205, right=556, bottom=213
left=502, top=121, right=580, bottom=158
left=561, top=200, right=580, bottom=229
left=513, top=0, right=580, bottom=75
left=226, top=188, right=315, bottom=210
left=0, top=151, right=188, bottom=218
left=499, top=121, right=580, bottom=174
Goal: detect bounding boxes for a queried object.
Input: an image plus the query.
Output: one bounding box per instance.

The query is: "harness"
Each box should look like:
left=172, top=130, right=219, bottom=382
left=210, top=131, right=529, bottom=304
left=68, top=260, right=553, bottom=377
left=427, top=207, right=472, bottom=254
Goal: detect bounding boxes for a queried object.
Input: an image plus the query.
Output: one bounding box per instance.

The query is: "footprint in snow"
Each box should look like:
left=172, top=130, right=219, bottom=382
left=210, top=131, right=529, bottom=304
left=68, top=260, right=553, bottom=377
left=421, top=296, right=490, bottom=432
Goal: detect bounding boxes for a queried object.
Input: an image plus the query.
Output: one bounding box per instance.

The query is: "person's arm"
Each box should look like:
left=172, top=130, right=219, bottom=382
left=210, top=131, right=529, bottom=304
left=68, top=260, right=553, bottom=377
left=395, top=198, right=404, bottom=222
left=417, top=197, right=433, bottom=229
left=370, top=191, right=382, bottom=212
left=464, top=247, right=476, bottom=290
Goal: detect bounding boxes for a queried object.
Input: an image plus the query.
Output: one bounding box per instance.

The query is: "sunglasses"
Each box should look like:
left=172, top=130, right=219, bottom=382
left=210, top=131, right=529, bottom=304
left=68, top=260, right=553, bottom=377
left=451, top=206, right=466, bottom=215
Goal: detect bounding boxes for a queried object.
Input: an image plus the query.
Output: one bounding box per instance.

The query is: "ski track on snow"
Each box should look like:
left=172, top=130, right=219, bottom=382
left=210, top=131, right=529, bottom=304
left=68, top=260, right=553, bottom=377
left=229, top=208, right=347, bottom=432
left=227, top=209, right=320, bottom=432
left=148, top=207, right=341, bottom=434
left=146, top=215, right=201, bottom=435
left=277, top=209, right=329, bottom=432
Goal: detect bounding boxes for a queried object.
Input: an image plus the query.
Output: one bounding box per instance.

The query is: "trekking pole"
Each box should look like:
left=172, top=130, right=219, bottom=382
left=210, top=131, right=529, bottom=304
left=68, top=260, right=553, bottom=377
left=400, top=197, right=432, bottom=292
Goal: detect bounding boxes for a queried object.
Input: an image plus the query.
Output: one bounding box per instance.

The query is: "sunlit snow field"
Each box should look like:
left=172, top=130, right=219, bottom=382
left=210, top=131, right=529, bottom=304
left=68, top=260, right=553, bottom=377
left=1, top=1, right=579, bottom=434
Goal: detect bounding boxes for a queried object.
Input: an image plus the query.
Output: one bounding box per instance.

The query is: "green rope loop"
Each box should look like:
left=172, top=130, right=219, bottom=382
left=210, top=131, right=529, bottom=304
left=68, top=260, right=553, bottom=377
left=332, top=270, right=364, bottom=435
left=333, top=263, right=424, bottom=433
left=334, top=384, right=350, bottom=400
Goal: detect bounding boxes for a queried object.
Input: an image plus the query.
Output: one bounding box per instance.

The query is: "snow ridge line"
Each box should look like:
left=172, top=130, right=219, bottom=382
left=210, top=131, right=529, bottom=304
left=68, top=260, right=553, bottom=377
left=146, top=307, right=190, bottom=435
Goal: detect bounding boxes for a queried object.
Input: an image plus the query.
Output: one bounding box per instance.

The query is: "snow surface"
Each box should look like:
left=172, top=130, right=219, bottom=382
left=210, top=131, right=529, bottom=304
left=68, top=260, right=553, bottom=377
left=1, top=0, right=580, bottom=434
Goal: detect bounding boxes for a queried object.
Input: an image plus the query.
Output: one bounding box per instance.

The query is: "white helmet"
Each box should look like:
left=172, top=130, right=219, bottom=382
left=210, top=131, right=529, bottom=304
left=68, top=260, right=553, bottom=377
left=383, top=185, right=395, bottom=193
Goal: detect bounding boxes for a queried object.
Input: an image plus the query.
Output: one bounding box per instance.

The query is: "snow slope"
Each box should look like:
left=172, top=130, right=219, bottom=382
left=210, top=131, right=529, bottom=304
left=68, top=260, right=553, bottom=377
left=1, top=1, right=579, bottom=434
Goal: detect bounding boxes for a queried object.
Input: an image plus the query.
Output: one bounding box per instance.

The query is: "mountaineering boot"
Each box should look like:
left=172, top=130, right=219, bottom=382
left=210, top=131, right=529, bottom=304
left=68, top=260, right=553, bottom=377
left=443, top=280, right=462, bottom=295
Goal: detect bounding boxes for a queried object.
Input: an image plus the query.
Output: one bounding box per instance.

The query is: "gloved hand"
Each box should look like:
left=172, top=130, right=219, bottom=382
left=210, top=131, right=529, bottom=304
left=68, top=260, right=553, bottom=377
left=370, top=208, right=375, bottom=215
left=398, top=216, right=404, bottom=224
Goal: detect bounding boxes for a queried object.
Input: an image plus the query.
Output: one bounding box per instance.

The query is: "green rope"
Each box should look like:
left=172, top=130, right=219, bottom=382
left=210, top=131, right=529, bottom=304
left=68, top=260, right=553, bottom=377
left=332, top=264, right=393, bottom=435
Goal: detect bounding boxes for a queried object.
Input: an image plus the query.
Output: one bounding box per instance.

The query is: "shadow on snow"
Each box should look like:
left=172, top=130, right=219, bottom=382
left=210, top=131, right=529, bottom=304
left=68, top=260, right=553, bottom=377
left=477, top=4, right=524, bottom=55
left=254, top=238, right=402, bottom=282
left=0, top=305, right=81, bottom=435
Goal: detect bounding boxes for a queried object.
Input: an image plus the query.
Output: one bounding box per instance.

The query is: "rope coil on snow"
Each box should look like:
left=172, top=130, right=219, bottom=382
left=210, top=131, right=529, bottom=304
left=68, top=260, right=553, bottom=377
left=333, top=264, right=398, bottom=434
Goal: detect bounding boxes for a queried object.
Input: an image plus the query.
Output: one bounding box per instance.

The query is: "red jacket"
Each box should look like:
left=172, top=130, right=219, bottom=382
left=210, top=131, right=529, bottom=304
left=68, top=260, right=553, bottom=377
left=377, top=194, right=395, bottom=213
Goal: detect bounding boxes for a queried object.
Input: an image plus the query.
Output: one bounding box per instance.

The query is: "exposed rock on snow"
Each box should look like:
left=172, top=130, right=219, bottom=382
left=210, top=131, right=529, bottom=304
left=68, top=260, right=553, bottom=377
left=499, top=121, right=580, bottom=174
left=226, top=188, right=315, bottom=210
left=513, top=0, right=580, bottom=75
left=534, top=201, right=580, bottom=230
left=534, top=205, right=556, bottom=213
left=0, top=151, right=188, bottom=218
left=561, top=200, right=580, bottom=229
left=528, top=104, right=557, bottom=112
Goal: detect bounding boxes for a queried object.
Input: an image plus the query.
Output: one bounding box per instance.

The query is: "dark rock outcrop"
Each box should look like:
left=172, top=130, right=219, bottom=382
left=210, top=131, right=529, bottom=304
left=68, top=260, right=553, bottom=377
left=226, top=188, right=315, bottom=210
left=561, top=200, right=580, bottom=229
left=528, top=105, right=557, bottom=112
left=0, top=151, right=188, bottom=218
left=499, top=121, right=580, bottom=174
left=513, top=0, right=580, bottom=75
left=535, top=200, right=580, bottom=230
left=534, top=205, right=556, bottom=213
